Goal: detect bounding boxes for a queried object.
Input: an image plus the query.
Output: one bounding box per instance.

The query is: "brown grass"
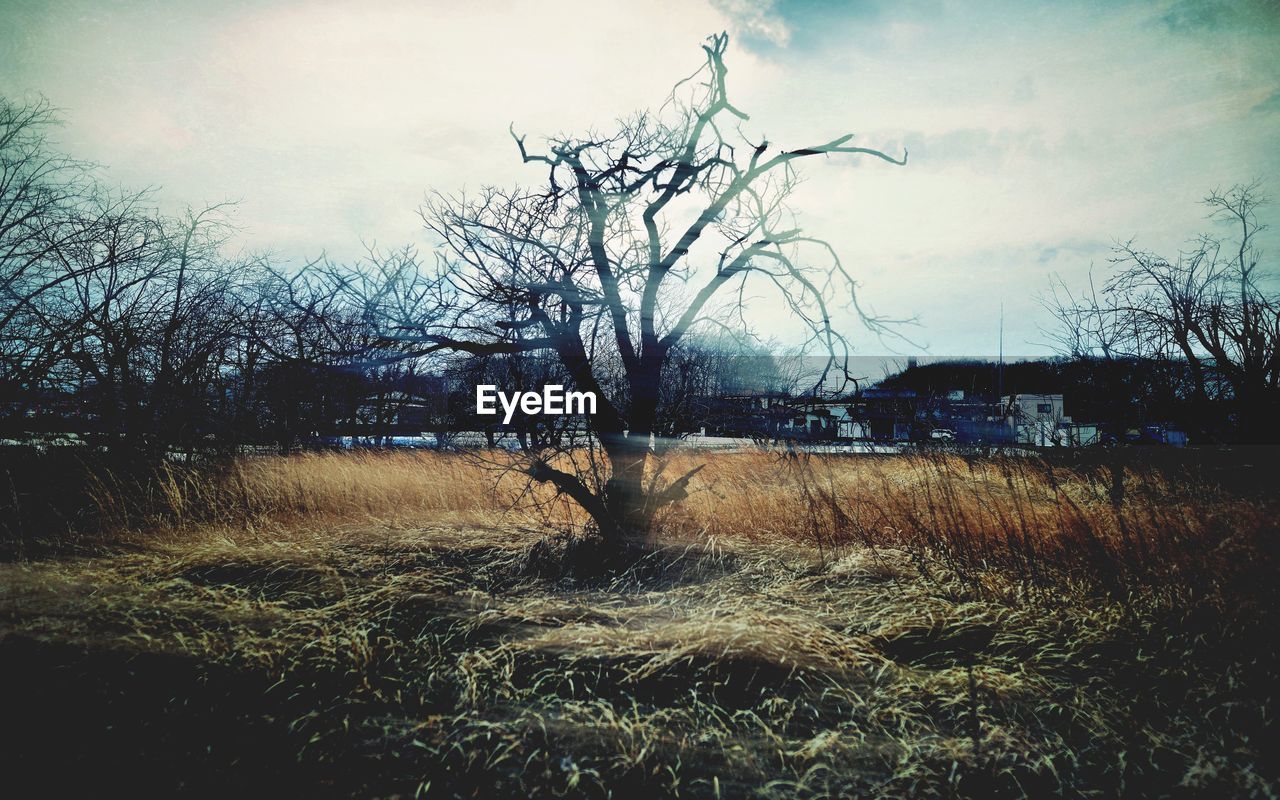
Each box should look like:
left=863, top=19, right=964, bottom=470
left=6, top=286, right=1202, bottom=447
left=87, top=448, right=1275, bottom=600
left=1, top=447, right=1276, bottom=797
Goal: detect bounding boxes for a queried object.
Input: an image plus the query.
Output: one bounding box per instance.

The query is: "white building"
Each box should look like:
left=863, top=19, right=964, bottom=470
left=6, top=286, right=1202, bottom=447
left=1001, top=394, right=1065, bottom=446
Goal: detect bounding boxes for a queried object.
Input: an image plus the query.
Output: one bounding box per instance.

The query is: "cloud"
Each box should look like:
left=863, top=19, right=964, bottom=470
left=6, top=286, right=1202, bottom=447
left=711, top=0, right=904, bottom=56
left=710, top=0, right=792, bottom=47
left=889, top=128, right=1049, bottom=169
left=1252, top=89, right=1280, bottom=115
left=2, top=0, right=1277, bottom=357
left=1159, top=0, right=1234, bottom=32
left=1010, top=74, right=1036, bottom=104
left=1158, top=0, right=1280, bottom=33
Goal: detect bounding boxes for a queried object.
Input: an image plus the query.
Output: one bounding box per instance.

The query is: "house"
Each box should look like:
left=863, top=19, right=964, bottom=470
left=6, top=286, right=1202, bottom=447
left=778, top=402, right=846, bottom=439
left=1001, top=394, right=1065, bottom=446
left=999, top=394, right=1105, bottom=447
left=837, top=417, right=871, bottom=440
left=858, top=388, right=920, bottom=440
left=355, top=390, right=441, bottom=433
left=810, top=402, right=870, bottom=440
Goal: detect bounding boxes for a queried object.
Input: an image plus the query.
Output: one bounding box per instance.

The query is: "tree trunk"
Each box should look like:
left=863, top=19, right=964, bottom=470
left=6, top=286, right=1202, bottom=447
left=599, top=432, right=651, bottom=545
left=595, top=358, right=663, bottom=546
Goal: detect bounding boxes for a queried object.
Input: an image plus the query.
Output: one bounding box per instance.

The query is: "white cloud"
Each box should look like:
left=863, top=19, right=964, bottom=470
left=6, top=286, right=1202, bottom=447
left=2, top=0, right=1276, bottom=355
left=709, top=0, right=792, bottom=47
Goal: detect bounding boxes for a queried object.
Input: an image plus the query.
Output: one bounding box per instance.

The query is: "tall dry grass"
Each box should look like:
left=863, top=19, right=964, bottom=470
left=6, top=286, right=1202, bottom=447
left=76, top=447, right=1275, bottom=599
left=5, top=447, right=1276, bottom=797
left=670, top=450, right=1274, bottom=597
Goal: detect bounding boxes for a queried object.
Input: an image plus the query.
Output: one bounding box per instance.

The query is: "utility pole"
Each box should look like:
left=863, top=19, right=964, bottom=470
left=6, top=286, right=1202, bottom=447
left=997, top=302, right=1005, bottom=405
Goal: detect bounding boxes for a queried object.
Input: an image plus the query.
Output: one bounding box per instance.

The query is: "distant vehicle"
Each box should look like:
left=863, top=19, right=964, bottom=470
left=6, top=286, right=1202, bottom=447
left=390, top=435, right=438, bottom=449
left=929, top=429, right=956, bottom=441
left=1123, top=426, right=1188, bottom=447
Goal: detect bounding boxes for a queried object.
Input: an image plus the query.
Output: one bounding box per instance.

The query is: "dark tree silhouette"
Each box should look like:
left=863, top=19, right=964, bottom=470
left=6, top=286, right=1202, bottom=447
left=1046, top=181, right=1278, bottom=440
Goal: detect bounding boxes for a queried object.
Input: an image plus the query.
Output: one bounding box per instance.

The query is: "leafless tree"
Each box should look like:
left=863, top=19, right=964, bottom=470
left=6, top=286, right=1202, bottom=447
left=351, top=34, right=907, bottom=547
left=1045, top=180, right=1278, bottom=437
left=0, top=97, right=97, bottom=397
left=0, top=99, right=92, bottom=312
left=2, top=95, right=459, bottom=454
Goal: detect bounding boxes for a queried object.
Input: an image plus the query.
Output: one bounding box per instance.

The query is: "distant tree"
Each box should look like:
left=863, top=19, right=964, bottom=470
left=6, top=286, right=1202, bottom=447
left=656, top=332, right=801, bottom=438
left=0, top=97, right=95, bottom=404
left=1046, top=181, right=1278, bottom=440
left=352, top=34, right=907, bottom=548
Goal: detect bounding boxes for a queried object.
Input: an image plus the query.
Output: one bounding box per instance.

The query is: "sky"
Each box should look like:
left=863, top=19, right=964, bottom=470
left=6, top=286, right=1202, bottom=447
left=2, top=0, right=1278, bottom=359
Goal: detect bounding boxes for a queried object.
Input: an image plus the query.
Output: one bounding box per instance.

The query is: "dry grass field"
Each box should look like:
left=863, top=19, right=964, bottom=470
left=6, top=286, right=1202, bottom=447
left=1, top=449, right=1277, bottom=797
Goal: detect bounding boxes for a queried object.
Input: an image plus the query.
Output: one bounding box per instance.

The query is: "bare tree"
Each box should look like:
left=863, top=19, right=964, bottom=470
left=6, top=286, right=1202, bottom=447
left=0, top=97, right=98, bottom=402
left=342, top=34, right=907, bottom=546
left=1045, top=180, right=1278, bottom=439
left=0, top=98, right=93, bottom=317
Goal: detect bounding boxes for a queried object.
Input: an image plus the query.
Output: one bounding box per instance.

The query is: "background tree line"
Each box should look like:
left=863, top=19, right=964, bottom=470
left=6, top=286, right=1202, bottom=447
left=5, top=90, right=1277, bottom=464
left=5, top=91, right=1278, bottom=462
left=1, top=93, right=798, bottom=458
left=0, top=96, right=443, bottom=453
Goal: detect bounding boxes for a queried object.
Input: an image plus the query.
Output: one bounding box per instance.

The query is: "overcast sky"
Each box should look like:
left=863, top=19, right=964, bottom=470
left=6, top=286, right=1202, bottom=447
left=2, top=0, right=1277, bottom=358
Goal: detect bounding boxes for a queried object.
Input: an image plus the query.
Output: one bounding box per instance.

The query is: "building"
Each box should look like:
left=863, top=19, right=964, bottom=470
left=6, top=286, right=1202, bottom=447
left=1000, top=394, right=1086, bottom=446
left=858, top=388, right=920, bottom=440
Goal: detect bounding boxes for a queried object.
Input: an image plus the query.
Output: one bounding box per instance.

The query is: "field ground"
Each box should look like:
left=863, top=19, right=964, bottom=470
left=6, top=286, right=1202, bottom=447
left=1, top=451, right=1276, bottom=798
